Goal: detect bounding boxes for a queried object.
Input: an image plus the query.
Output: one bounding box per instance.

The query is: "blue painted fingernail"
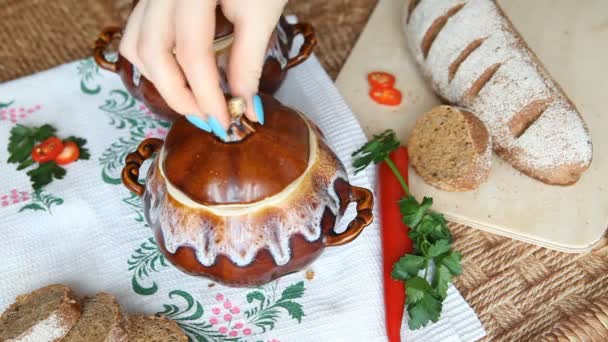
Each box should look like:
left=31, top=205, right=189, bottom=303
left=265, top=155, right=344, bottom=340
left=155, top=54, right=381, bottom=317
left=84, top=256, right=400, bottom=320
left=186, top=115, right=211, bottom=132
left=253, top=94, right=264, bottom=125
left=207, top=116, right=228, bottom=141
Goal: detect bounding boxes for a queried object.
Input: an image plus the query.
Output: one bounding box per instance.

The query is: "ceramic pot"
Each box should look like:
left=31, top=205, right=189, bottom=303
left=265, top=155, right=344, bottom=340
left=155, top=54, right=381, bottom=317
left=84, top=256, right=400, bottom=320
left=121, top=94, right=374, bottom=287
left=93, top=8, right=315, bottom=122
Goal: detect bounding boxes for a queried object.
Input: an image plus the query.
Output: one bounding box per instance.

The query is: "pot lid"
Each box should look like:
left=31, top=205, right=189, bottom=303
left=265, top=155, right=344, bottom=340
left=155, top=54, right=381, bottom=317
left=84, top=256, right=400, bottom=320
left=161, top=95, right=311, bottom=205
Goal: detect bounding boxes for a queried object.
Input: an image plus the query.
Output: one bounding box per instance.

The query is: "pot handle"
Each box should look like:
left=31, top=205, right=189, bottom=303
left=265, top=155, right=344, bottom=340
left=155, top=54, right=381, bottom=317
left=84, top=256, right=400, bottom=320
left=122, top=138, right=164, bottom=196
left=285, top=22, right=317, bottom=69
left=325, top=186, right=374, bottom=246
left=93, top=26, right=122, bottom=72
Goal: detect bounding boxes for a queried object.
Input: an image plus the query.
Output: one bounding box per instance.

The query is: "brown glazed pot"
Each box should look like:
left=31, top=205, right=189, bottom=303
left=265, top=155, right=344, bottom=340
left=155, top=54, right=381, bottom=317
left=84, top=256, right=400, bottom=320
left=93, top=7, right=316, bottom=122
left=121, top=94, right=374, bottom=287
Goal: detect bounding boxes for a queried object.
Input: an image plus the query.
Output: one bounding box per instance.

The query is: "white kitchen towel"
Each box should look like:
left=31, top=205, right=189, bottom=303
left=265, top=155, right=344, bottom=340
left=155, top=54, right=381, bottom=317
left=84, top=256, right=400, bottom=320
left=0, top=54, right=485, bottom=341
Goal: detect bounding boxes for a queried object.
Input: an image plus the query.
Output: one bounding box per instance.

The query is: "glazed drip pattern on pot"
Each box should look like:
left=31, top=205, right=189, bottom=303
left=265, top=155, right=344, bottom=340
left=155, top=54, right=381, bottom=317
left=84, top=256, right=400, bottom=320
left=144, top=131, right=348, bottom=267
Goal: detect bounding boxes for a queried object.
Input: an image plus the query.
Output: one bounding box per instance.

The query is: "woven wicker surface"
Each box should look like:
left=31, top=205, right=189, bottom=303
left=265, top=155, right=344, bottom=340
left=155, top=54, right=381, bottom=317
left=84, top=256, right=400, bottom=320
left=1, top=0, right=607, bottom=340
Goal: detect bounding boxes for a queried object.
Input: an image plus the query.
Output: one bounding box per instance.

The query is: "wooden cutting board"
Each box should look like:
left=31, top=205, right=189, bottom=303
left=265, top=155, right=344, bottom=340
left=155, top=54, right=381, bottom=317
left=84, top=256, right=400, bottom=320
left=335, top=0, right=608, bottom=252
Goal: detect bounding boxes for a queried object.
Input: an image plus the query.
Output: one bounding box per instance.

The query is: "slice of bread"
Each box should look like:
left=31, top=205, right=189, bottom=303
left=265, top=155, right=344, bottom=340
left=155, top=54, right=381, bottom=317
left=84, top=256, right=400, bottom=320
left=127, top=315, right=188, bottom=342
left=62, top=292, right=127, bottom=342
left=408, top=105, right=491, bottom=191
left=0, top=284, right=80, bottom=342
left=403, top=0, right=592, bottom=185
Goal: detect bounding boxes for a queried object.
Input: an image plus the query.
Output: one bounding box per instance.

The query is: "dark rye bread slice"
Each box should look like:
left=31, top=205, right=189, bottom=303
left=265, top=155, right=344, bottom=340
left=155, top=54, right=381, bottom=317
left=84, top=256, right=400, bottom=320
left=408, top=105, right=491, bottom=191
left=127, top=315, right=188, bottom=342
left=404, top=0, right=592, bottom=185
left=62, top=293, right=127, bottom=342
left=0, top=284, right=80, bottom=342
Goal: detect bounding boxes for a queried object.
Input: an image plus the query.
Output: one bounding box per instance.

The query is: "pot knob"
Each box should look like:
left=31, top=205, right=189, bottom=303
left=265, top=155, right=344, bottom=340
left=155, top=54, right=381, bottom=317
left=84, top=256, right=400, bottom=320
left=226, top=97, right=256, bottom=142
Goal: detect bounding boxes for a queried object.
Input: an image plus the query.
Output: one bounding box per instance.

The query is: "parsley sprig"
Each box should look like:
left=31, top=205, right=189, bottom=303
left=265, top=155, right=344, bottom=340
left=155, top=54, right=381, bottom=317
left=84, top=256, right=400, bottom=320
left=352, top=130, right=462, bottom=330
left=7, top=124, right=90, bottom=190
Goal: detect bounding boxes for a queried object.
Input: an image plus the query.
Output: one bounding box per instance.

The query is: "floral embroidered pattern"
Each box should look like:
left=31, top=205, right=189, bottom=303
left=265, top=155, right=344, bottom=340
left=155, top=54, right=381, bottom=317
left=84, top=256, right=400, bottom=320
left=78, top=58, right=102, bottom=95
left=98, top=90, right=169, bottom=184
left=0, top=103, right=41, bottom=123
left=128, top=237, right=167, bottom=295
left=158, top=282, right=305, bottom=342
left=19, top=189, right=64, bottom=214
left=1, top=189, right=30, bottom=207
left=7, top=124, right=90, bottom=190
left=5, top=116, right=90, bottom=215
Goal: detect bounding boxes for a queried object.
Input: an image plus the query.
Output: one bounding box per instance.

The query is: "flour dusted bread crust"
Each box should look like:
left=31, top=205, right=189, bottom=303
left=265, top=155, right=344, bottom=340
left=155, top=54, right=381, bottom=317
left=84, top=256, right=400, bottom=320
left=127, top=315, right=188, bottom=342
left=62, top=292, right=127, bottom=342
left=409, top=105, right=491, bottom=191
left=0, top=284, right=80, bottom=342
left=403, top=0, right=592, bottom=185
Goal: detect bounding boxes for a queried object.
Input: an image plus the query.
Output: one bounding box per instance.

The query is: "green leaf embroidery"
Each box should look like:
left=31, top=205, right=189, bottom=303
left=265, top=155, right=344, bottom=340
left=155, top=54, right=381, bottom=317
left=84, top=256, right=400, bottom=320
left=99, top=132, right=144, bottom=184
left=246, top=281, right=306, bottom=332
left=278, top=282, right=305, bottom=301
left=64, top=136, right=91, bottom=160
left=26, top=162, right=66, bottom=190
left=0, top=100, right=15, bottom=109
left=19, top=189, right=64, bottom=214
left=18, top=203, right=44, bottom=212
left=100, top=89, right=170, bottom=132
left=7, top=124, right=36, bottom=164
left=128, top=237, right=168, bottom=296
left=158, top=290, right=241, bottom=342
left=122, top=192, right=146, bottom=224
left=77, top=58, right=102, bottom=95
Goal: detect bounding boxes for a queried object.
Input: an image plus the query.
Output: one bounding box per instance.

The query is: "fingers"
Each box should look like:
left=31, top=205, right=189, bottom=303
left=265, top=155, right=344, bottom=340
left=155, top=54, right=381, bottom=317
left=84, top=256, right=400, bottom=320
left=119, top=0, right=151, bottom=79
left=137, top=0, right=200, bottom=115
left=222, top=0, right=286, bottom=122
left=175, top=0, right=230, bottom=128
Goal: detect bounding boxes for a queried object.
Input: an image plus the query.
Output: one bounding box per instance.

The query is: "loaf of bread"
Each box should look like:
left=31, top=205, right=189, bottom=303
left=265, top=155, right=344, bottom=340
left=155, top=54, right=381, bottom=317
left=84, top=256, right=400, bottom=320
left=0, top=284, right=80, bottom=342
left=62, top=292, right=128, bottom=342
left=403, top=0, right=592, bottom=185
left=127, top=315, right=188, bottom=342
left=409, top=105, right=491, bottom=191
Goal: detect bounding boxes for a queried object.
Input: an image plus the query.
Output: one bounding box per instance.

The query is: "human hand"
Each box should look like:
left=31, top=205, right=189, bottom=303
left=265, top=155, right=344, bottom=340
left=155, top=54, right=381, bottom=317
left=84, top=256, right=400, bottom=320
left=119, top=0, right=287, bottom=138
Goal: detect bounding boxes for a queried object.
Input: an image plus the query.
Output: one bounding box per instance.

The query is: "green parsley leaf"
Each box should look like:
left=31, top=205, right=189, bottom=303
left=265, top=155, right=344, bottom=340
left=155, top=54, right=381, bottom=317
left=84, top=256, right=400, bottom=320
left=407, top=292, right=442, bottom=330
left=434, top=264, right=451, bottom=300
left=26, top=162, right=66, bottom=190
left=351, top=130, right=400, bottom=174
left=437, top=251, right=462, bottom=276
left=405, top=276, right=432, bottom=304
left=33, top=124, right=56, bottom=141
left=64, top=136, right=90, bottom=160
left=428, top=240, right=451, bottom=257
left=392, top=254, right=426, bottom=280
left=400, top=196, right=432, bottom=227
left=7, top=125, right=35, bottom=164
left=351, top=129, right=463, bottom=331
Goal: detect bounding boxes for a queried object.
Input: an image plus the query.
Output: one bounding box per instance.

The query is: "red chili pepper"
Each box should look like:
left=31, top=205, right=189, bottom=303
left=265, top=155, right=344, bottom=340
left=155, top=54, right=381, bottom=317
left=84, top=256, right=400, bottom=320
left=379, top=147, right=412, bottom=342
left=368, top=71, right=396, bottom=89
left=369, top=87, right=402, bottom=106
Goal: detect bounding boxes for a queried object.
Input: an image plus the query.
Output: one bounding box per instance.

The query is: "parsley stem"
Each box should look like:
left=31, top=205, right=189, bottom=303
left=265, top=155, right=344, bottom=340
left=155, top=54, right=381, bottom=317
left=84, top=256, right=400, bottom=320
left=384, top=158, right=411, bottom=197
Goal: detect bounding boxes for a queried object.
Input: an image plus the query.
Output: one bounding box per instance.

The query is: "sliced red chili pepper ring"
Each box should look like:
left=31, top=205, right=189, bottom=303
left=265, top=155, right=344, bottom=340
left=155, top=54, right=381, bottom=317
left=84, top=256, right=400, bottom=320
left=31, top=137, right=64, bottom=163
left=368, top=71, right=396, bottom=89
left=369, top=87, right=402, bottom=106
left=55, top=141, right=80, bottom=165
